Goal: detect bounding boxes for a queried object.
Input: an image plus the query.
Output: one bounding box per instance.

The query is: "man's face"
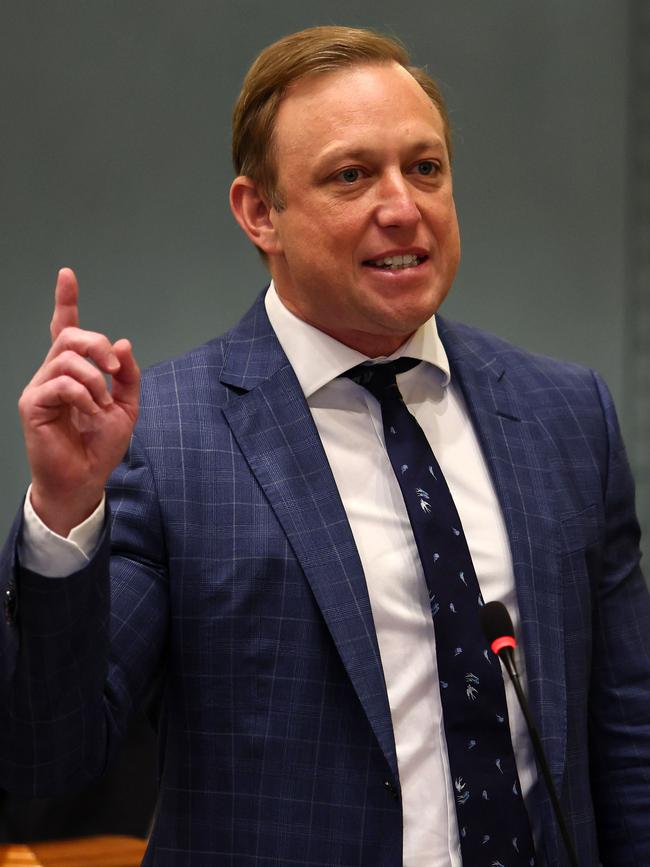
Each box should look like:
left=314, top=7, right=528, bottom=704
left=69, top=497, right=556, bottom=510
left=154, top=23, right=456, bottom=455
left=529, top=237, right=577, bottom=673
left=266, top=61, right=461, bottom=357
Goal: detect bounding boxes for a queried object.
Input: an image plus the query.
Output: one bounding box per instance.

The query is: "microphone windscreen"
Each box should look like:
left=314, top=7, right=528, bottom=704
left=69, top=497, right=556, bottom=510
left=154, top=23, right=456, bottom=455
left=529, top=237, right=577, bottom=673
left=480, top=600, right=515, bottom=645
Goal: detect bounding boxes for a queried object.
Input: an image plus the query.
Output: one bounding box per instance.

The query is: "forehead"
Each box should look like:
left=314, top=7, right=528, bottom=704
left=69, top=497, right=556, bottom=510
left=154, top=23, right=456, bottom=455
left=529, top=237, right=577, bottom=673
left=273, top=62, right=446, bottom=162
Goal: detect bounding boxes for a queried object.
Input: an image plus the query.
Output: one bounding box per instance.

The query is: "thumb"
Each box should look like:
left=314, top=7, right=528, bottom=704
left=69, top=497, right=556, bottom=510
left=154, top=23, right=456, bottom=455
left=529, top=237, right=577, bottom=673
left=110, top=338, right=140, bottom=415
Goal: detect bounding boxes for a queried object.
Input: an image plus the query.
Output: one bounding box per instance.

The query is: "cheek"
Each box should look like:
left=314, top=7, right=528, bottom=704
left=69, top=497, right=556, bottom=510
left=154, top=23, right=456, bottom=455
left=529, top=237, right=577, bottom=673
left=327, top=217, right=368, bottom=264
left=275, top=215, right=318, bottom=261
left=440, top=200, right=460, bottom=239
left=277, top=199, right=367, bottom=265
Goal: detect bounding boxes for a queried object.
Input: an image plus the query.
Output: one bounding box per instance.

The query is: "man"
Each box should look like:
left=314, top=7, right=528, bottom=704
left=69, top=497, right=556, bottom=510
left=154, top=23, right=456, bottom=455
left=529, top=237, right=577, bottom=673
left=1, top=25, right=649, bottom=867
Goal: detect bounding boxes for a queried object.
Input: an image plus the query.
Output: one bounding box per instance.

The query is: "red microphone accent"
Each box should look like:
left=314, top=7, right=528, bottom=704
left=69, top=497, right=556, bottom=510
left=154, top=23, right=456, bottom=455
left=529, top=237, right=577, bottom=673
left=491, top=635, right=516, bottom=655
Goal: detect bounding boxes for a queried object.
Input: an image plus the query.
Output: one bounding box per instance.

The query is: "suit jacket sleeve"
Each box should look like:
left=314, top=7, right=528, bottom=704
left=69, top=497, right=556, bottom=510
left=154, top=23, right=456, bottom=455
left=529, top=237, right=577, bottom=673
left=586, top=371, right=650, bottom=865
left=0, top=431, right=169, bottom=798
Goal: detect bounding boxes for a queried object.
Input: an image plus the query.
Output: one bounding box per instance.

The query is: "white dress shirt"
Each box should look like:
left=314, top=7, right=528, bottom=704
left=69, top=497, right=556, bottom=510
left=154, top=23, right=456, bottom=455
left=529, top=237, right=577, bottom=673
left=265, top=285, right=539, bottom=866
left=20, top=283, right=538, bottom=865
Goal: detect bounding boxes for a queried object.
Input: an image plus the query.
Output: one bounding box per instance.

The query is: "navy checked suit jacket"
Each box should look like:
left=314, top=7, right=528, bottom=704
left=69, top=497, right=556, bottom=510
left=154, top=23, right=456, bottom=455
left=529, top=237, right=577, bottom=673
left=1, top=293, right=650, bottom=866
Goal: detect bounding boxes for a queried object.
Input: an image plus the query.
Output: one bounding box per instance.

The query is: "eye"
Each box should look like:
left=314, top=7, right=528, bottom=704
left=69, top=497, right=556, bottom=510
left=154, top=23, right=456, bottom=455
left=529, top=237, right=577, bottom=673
left=414, top=160, right=440, bottom=177
left=336, top=167, right=363, bottom=184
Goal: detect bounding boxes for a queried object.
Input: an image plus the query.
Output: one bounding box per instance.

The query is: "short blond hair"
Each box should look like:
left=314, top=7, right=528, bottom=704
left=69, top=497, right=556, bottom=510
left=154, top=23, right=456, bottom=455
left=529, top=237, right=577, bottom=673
left=232, top=25, right=452, bottom=209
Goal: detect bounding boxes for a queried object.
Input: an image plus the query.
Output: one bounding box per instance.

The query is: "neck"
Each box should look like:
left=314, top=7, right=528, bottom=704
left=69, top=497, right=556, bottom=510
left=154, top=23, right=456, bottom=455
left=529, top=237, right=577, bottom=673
left=273, top=290, right=413, bottom=358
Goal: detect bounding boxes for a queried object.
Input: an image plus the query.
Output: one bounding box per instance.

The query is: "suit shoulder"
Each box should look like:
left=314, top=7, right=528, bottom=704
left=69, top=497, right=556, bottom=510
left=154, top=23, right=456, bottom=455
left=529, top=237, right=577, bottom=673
left=437, top=316, right=602, bottom=395
left=138, top=336, right=228, bottom=406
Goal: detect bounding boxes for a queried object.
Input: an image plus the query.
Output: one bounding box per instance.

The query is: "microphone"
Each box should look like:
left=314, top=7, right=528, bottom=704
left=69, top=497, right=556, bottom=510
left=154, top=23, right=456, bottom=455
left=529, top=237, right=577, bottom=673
left=480, top=601, right=580, bottom=867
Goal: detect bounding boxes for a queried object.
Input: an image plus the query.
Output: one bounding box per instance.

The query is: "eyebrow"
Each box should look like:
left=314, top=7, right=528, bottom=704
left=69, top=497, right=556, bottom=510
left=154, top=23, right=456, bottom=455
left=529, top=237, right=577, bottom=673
left=315, top=138, right=445, bottom=169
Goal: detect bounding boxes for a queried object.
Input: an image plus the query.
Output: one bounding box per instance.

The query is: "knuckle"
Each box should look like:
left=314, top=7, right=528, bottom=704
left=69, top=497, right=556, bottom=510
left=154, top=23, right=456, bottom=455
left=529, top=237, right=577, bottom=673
left=53, top=325, right=76, bottom=348
left=61, top=373, right=83, bottom=392
left=17, top=389, right=31, bottom=415
left=58, top=348, right=79, bottom=365
left=59, top=378, right=87, bottom=405
left=86, top=331, right=112, bottom=355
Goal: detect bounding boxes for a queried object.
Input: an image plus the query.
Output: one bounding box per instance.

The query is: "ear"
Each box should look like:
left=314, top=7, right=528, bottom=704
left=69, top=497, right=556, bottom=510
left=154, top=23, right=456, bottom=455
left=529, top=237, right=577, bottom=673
left=229, top=176, right=282, bottom=255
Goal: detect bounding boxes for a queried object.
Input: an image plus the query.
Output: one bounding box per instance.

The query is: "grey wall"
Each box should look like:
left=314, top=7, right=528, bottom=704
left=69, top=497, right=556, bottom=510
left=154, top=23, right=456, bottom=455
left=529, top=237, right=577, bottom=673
left=625, top=0, right=650, bottom=559
left=1, top=2, right=645, bottom=552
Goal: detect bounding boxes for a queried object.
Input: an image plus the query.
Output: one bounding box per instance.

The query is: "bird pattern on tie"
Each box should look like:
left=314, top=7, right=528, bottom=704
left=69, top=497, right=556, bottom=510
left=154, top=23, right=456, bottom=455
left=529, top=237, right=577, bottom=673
left=343, top=357, right=536, bottom=867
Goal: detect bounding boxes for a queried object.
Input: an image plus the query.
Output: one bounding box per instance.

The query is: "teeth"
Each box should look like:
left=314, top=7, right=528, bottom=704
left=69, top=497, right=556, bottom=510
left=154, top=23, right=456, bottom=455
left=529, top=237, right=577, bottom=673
left=368, top=253, right=422, bottom=270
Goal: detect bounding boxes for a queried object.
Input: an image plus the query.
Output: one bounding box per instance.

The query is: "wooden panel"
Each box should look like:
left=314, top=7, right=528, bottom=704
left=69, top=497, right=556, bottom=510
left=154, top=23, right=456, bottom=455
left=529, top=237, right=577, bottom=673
left=0, top=836, right=147, bottom=867
left=0, top=845, right=39, bottom=866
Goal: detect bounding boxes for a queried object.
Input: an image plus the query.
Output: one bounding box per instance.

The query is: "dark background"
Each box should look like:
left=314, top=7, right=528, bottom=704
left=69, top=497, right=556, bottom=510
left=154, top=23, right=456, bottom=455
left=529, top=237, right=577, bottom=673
left=1, top=0, right=648, bottom=843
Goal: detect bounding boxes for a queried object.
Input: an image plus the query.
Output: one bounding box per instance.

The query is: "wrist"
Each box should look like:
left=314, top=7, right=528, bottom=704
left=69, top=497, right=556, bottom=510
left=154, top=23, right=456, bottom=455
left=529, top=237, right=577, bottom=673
left=30, top=483, right=105, bottom=538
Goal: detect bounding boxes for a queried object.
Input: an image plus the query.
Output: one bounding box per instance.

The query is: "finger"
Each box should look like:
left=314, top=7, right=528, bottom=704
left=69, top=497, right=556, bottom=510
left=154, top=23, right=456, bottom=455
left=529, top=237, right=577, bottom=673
left=44, top=327, right=120, bottom=374
left=25, top=375, right=103, bottom=420
left=50, top=268, right=80, bottom=342
left=110, top=339, right=140, bottom=411
left=30, top=350, right=115, bottom=408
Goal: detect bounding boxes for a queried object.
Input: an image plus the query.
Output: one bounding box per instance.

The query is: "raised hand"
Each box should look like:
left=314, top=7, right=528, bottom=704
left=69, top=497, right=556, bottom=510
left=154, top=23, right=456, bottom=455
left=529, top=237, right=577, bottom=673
left=18, top=268, right=140, bottom=536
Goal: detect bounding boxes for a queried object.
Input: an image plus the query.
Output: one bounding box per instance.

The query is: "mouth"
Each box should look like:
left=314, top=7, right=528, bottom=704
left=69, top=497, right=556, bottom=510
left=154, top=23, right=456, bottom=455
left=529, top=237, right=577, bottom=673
left=363, top=253, right=428, bottom=271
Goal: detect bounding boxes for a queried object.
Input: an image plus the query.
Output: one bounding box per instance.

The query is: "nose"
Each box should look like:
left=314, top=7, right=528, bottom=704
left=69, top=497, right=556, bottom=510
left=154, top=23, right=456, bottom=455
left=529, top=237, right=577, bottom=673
left=374, top=171, right=421, bottom=229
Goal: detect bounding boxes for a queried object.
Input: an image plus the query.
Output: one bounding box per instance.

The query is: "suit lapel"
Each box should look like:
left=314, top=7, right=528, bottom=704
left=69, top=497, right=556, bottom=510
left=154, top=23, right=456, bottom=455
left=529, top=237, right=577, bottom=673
left=219, top=296, right=399, bottom=781
left=438, top=317, right=568, bottom=789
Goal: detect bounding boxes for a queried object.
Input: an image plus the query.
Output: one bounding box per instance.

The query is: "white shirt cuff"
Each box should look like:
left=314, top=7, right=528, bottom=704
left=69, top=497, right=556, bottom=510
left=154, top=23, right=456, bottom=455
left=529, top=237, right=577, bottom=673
left=19, top=485, right=106, bottom=577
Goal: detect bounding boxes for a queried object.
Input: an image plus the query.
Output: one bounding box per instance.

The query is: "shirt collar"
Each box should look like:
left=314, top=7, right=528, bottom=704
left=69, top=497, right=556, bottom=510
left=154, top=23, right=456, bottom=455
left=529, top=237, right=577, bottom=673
left=264, top=281, right=451, bottom=399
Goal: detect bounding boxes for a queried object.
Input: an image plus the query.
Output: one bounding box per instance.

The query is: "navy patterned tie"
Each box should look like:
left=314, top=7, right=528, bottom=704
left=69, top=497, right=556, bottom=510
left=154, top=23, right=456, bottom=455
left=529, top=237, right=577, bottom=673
left=344, top=358, right=536, bottom=867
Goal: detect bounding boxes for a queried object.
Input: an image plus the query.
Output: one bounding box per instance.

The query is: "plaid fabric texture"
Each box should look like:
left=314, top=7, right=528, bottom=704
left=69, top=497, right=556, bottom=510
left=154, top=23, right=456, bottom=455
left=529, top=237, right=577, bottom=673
left=1, top=292, right=649, bottom=866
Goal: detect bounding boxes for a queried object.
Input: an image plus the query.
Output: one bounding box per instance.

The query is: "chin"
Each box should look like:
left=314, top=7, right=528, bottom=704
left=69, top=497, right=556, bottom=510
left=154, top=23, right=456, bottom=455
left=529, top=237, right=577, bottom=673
left=379, top=299, right=442, bottom=334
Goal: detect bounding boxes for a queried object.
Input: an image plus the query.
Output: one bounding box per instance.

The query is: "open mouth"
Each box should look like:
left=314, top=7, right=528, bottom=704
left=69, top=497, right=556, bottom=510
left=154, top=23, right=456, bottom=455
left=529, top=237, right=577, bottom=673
left=363, top=253, right=427, bottom=271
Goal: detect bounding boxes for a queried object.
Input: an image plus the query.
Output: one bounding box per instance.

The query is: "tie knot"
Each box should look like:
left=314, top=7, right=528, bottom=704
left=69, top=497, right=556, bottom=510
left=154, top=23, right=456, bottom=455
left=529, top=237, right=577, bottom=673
left=342, top=357, right=419, bottom=402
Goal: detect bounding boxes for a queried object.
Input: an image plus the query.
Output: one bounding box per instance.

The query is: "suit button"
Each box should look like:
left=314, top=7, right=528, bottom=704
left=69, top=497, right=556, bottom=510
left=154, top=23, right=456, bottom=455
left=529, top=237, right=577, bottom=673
left=4, top=582, right=17, bottom=625
left=383, top=780, right=399, bottom=801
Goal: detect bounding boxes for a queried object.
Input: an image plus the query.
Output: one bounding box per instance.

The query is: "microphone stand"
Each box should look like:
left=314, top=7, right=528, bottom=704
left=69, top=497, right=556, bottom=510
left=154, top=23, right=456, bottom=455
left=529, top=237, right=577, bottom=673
left=499, top=648, right=580, bottom=867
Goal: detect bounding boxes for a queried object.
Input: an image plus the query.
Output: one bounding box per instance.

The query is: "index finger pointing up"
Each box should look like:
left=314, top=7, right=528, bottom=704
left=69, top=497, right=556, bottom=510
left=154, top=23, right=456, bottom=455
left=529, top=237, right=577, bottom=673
left=50, top=267, right=80, bottom=342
